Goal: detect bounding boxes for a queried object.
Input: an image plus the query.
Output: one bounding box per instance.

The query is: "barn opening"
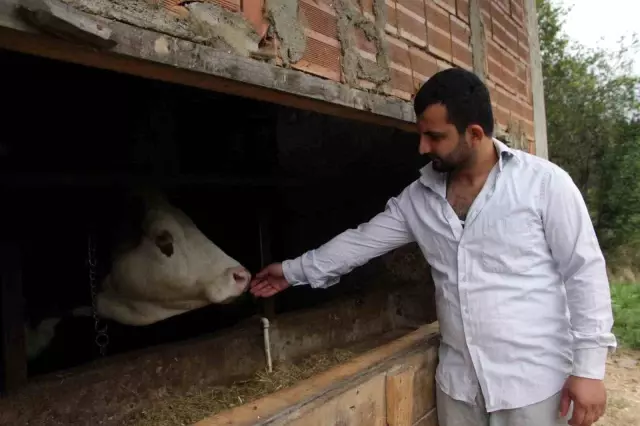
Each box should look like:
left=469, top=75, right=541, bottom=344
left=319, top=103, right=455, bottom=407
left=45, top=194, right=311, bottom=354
left=0, top=47, right=437, bottom=423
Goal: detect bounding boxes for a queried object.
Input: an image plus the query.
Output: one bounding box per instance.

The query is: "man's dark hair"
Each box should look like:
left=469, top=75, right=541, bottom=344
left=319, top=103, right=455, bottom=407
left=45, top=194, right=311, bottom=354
left=414, top=67, right=494, bottom=137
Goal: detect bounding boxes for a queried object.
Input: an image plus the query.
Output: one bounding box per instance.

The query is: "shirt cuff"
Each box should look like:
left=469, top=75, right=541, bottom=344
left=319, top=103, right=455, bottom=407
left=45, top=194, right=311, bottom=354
left=572, top=347, right=610, bottom=380
left=282, top=257, right=308, bottom=287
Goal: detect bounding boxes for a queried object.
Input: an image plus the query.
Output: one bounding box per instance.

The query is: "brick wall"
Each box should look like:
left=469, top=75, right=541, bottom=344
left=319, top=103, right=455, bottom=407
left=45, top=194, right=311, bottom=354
left=177, top=0, right=535, bottom=152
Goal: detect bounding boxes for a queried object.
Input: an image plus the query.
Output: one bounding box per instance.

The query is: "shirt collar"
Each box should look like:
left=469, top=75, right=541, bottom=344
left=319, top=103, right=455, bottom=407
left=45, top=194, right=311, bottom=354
left=418, top=137, right=518, bottom=192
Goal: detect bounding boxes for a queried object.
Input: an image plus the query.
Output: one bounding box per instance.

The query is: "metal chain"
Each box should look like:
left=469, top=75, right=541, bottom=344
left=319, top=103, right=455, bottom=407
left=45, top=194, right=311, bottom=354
left=87, top=235, right=109, bottom=356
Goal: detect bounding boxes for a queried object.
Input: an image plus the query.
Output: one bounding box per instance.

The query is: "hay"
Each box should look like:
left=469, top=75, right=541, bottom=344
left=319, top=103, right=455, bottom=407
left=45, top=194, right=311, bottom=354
left=123, top=348, right=355, bottom=426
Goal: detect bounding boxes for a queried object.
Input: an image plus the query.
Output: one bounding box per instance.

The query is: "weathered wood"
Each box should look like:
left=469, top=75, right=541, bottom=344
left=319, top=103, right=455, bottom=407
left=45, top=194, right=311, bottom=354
left=0, top=243, right=27, bottom=395
left=286, top=373, right=387, bottom=426
left=0, top=0, right=417, bottom=132
left=412, top=408, right=438, bottom=426
left=524, top=0, right=549, bottom=159
left=194, top=322, right=440, bottom=426
left=386, top=349, right=438, bottom=426
left=17, top=0, right=115, bottom=48
left=469, top=0, right=486, bottom=81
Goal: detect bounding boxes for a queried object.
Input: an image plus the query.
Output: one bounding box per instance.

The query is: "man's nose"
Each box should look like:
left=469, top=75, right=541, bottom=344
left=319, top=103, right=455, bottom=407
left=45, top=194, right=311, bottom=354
left=418, top=136, right=431, bottom=155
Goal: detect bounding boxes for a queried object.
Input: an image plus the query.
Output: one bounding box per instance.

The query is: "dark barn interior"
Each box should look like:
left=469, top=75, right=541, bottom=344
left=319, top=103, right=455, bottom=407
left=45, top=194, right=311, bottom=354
left=0, top=47, right=437, bottom=423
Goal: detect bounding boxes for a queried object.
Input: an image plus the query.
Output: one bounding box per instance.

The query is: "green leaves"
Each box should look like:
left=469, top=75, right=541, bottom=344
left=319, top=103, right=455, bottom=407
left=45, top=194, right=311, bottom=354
left=538, top=0, right=640, bottom=270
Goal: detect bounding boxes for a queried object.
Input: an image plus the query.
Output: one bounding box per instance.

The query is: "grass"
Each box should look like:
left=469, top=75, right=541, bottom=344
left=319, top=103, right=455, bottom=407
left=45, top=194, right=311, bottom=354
left=610, top=282, right=640, bottom=349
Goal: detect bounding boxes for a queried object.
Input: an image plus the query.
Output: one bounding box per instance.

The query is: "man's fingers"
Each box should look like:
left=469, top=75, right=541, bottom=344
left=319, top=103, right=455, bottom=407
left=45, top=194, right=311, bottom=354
left=250, top=279, right=269, bottom=291
left=255, top=269, right=269, bottom=279
left=253, top=285, right=279, bottom=298
left=569, top=404, right=585, bottom=426
left=581, top=409, right=595, bottom=426
left=559, top=389, right=571, bottom=418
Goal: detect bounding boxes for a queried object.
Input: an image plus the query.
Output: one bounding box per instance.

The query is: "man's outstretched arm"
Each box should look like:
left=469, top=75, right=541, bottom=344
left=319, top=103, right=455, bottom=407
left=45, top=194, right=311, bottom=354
left=250, top=189, right=415, bottom=297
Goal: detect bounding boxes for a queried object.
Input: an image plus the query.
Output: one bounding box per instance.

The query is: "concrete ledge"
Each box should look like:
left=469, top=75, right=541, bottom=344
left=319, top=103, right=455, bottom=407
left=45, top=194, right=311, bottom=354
left=0, top=0, right=417, bottom=132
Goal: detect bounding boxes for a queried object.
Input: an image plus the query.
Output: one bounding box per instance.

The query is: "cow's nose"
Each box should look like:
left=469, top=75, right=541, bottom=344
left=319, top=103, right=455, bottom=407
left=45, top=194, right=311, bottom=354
left=231, top=267, right=251, bottom=288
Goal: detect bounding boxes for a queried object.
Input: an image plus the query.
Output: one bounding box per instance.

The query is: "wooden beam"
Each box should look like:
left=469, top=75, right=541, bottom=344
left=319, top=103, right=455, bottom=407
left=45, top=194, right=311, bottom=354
left=0, top=242, right=27, bottom=395
left=524, top=0, right=549, bottom=159
left=0, top=0, right=417, bottom=133
left=469, top=0, right=487, bottom=81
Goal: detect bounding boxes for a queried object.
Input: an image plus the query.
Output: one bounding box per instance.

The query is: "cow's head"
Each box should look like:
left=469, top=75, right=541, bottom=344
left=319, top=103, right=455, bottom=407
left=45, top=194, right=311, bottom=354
left=96, top=191, right=252, bottom=326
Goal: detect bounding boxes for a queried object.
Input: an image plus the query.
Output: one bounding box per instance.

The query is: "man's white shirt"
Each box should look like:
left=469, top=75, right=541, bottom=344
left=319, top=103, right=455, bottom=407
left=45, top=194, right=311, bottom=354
left=282, top=139, right=617, bottom=412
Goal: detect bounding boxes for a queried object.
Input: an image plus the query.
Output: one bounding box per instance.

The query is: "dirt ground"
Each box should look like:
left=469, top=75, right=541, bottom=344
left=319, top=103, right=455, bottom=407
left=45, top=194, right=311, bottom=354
left=596, top=348, right=640, bottom=425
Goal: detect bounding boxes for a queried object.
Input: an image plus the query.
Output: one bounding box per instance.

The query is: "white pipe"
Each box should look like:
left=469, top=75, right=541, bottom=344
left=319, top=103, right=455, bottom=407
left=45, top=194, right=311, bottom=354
left=261, top=317, right=273, bottom=373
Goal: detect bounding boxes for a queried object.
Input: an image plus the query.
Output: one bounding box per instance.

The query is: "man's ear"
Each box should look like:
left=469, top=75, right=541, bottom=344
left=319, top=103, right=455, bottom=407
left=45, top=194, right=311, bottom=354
left=467, top=124, right=485, bottom=145
left=155, top=230, right=174, bottom=257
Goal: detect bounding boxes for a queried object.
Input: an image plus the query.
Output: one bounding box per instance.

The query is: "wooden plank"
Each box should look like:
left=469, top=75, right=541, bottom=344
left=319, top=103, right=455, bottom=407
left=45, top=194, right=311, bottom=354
left=413, top=408, right=438, bottom=426
left=286, top=373, right=387, bottom=426
left=386, top=348, right=438, bottom=426
left=0, top=243, right=27, bottom=395
left=523, top=0, right=548, bottom=158
left=194, top=322, right=440, bottom=426
left=386, top=363, right=416, bottom=426
left=0, top=0, right=417, bottom=133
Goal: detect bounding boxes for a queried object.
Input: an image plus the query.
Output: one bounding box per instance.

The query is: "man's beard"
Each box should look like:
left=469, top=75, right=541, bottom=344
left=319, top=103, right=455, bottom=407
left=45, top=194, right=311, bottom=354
left=428, top=154, right=456, bottom=173
left=427, top=137, right=469, bottom=173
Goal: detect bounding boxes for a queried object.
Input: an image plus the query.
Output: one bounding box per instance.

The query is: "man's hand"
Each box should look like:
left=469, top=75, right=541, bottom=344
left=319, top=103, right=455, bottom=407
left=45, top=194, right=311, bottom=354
left=249, top=263, right=291, bottom=298
left=560, top=376, right=607, bottom=426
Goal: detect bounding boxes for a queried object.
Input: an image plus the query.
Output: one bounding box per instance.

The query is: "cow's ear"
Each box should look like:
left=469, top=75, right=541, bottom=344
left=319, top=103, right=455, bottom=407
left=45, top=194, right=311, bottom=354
left=155, top=230, right=174, bottom=257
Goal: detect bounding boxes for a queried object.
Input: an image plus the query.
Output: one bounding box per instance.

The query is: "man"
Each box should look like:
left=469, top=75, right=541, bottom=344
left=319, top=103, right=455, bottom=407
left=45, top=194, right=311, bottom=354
left=249, top=68, right=617, bottom=426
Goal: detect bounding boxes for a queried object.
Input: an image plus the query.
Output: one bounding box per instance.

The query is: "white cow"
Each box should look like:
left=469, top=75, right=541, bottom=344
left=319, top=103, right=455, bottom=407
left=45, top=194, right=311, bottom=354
left=96, top=191, right=251, bottom=326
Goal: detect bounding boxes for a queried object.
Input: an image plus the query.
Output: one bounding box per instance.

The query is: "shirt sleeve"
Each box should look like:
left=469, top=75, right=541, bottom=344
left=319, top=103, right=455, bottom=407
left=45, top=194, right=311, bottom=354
left=282, top=188, right=415, bottom=289
left=541, top=167, right=617, bottom=380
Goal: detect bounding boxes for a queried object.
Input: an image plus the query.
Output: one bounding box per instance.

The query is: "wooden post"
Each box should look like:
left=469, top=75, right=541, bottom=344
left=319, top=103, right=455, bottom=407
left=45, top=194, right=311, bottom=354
left=469, top=0, right=487, bottom=82
left=0, top=242, right=27, bottom=395
left=524, top=0, right=549, bottom=159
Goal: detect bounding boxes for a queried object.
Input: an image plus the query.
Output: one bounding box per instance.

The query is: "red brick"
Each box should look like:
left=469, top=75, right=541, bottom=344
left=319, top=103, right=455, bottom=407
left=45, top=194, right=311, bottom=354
left=300, top=1, right=338, bottom=39
left=517, top=40, right=529, bottom=63
left=480, top=0, right=491, bottom=15
left=434, top=0, right=456, bottom=14
left=517, top=27, right=528, bottom=46
left=390, top=67, right=415, bottom=98
left=494, top=0, right=509, bottom=14
left=450, top=15, right=470, bottom=44
left=529, top=139, right=535, bottom=155
left=388, top=36, right=413, bottom=70
left=492, top=22, right=519, bottom=56
left=487, top=57, right=504, bottom=84
left=510, top=1, right=524, bottom=26
left=426, top=1, right=451, bottom=32
left=397, top=0, right=427, bottom=17
left=294, top=36, right=342, bottom=81
left=491, top=1, right=519, bottom=42
left=426, top=2, right=453, bottom=61
left=456, top=0, right=469, bottom=22
left=501, top=50, right=517, bottom=76
left=213, top=0, right=241, bottom=11
left=410, top=47, right=439, bottom=79
left=397, top=5, right=428, bottom=46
